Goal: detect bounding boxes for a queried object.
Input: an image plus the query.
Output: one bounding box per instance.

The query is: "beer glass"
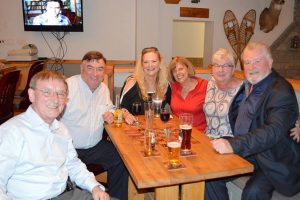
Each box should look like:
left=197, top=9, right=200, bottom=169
left=144, top=129, right=155, bottom=156
left=166, top=129, right=181, bottom=167
left=153, top=96, right=162, bottom=118
left=179, top=113, right=193, bottom=155
left=144, top=101, right=154, bottom=130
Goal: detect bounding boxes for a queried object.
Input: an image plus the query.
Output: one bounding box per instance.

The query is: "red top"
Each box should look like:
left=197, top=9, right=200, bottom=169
left=170, top=76, right=208, bottom=131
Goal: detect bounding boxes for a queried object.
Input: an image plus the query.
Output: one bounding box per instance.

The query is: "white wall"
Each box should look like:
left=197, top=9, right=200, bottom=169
left=0, top=0, right=295, bottom=65
left=0, top=0, right=136, bottom=60
left=173, top=21, right=205, bottom=58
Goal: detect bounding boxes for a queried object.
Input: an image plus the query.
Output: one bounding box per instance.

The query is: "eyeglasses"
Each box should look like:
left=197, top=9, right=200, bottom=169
left=212, top=63, right=234, bottom=68
left=32, top=88, right=67, bottom=99
left=243, top=58, right=262, bottom=66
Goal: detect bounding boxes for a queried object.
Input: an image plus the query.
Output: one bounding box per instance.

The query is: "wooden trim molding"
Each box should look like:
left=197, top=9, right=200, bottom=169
left=180, top=7, right=209, bottom=18
left=195, top=67, right=300, bottom=91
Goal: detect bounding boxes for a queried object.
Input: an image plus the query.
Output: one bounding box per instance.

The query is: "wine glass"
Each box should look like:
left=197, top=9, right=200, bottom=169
left=160, top=107, right=170, bottom=133
left=132, top=102, right=142, bottom=126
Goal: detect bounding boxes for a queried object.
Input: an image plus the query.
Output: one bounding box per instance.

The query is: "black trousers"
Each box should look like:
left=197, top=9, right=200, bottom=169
left=77, top=139, right=129, bottom=200
left=205, top=170, right=275, bottom=200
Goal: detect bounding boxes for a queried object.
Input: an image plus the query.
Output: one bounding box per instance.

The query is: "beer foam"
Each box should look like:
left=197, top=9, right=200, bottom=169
left=153, top=99, right=162, bottom=103
left=180, top=124, right=192, bottom=130
left=167, top=141, right=181, bottom=148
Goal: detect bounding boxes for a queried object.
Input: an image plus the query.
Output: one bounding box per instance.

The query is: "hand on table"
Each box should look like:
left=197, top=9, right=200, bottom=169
left=123, top=112, right=136, bottom=125
left=211, top=138, right=233, bottom=154
left=92, top=186, right=110, bottom=200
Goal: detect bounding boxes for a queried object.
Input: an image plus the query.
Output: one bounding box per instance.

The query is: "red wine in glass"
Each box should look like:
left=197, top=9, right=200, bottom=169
left=160, top=112, right=170, bottom=122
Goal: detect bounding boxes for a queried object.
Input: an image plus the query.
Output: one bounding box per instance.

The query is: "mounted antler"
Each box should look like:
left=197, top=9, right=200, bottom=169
left=259, top=0, right=285, bottom=33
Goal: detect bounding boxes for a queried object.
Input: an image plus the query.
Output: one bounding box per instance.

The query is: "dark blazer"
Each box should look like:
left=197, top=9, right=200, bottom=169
left=228, top=70, right=300, bottom=196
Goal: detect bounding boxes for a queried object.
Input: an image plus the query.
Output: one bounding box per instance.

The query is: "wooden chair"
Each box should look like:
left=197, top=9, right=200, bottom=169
left=0, top=70, right=21, bottom=124
left=103, top=65, right=114, bottom=101
left=18, top=61, right=45, bottom=110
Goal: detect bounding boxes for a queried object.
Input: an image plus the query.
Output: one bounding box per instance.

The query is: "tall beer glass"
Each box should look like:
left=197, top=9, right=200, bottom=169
left=144, top=101, right=154, bottom=130
left=166, top=129, right=181, bottom=167
left=144, top=129, right=155, bottom=156
left=179, top=113, right=193, bottom=155
left=153, top=96, right=162, bottom=118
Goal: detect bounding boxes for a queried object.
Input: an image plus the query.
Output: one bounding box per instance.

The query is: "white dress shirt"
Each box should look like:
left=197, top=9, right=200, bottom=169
left=0, top=106, right=104, bottom=200
left=60, top=75, right=114, bottom=149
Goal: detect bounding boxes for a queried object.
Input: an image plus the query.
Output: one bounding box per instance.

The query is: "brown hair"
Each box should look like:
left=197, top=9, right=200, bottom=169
left=82, top=51, right=107, bottom=64
left=30, top=70, right=68, bottom=93
left=168, top=56, right=195, bottom=83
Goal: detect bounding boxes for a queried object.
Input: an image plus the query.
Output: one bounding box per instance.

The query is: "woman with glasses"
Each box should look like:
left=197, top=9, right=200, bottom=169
left=120, top=47, right=171, bottom=124
left=168, top=56, right=208, bottom=131
left=204, top=48, right=243, bottom=138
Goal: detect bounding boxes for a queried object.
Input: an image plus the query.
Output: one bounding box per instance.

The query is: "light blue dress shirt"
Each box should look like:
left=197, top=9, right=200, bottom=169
left=0, top=106, right=104, bottom=200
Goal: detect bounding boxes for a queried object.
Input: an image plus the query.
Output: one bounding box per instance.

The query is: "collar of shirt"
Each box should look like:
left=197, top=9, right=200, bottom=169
left=26, top=106, right=60, bottom=133
left=245, top=70, right=274, bottom=97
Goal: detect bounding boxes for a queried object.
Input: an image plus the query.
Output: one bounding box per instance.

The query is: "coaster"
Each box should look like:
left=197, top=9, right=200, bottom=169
left=180, top=150, right=196, bottom=157
left=164, top=162, right=186, bottom=170
left=141, top=150, right=161, bottom=157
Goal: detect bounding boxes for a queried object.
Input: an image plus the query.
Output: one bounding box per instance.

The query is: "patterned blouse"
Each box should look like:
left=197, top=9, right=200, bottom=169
left=204, top=77, right=242, bottom=138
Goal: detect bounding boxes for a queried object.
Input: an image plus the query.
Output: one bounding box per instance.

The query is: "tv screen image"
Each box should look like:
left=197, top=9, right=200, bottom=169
left=22, top=0, right=83, bottom=32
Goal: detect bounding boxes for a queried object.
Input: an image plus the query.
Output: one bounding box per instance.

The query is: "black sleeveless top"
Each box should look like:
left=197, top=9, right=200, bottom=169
left=120, top=80, right=171, bottom=114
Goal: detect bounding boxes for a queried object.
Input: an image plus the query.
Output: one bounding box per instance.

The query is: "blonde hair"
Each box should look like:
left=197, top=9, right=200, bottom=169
left=168, top=56, right=195, bottom=83
left=134, top=47, right=168, bottom=100
left=211, top=48, right=235, bottom=66
left=242, top=42, right=273, bottom=62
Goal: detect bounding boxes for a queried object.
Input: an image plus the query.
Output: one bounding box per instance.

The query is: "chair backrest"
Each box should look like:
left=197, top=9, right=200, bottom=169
left=0, top=70, right=20, bottom=124
left=19, top=61, right=45, bottom=109
left=103, top=65, right=114, bottom=101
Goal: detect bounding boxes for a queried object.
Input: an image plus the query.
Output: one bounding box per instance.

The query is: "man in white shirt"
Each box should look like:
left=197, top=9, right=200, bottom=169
left=60, top=51, right=129, bottom=200
left=0, top=70, right=109, bottom=200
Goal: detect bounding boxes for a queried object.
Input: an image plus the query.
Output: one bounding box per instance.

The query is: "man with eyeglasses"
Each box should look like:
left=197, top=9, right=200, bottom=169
left=0, top=70, right=109, bottom=199
left=59, top=51, right=129, bottom=200
left=205, top=42, right=300, bottom=200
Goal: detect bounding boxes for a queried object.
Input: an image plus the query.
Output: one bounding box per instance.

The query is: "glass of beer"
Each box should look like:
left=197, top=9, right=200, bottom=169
left=144, top=129, right=155, bottom=156
left=144, top=101, right=154, bottom=130
left=166, top=129, right=181, bottom=167
left=153, top=96, right=162, bottom=118
left=179, top=113, right=193, bottom=155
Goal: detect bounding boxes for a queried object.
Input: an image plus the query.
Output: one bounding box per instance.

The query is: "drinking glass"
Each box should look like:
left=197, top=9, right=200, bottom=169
left=166, top=129, right=181, bottom=167
left=144, top=101, right=154, bottom=130
left=144, top=129, right=155, bottom=156
left=132, top=102, right=142, bottom=126
left=153, top=96, right=162, bottom=118
left=147, top=91, right=155, bottom=102
left=160, top=107, right=170, bottom=133
left=179, top=113, right=193, bottom=155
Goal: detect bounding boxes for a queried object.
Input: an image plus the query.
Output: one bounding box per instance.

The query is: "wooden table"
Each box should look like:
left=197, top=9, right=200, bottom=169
left=105, top=116, right=253, bottom=200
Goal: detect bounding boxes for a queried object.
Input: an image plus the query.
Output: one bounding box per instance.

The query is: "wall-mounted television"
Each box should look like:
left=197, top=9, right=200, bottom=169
left=22, top=0, right=83, bottom=32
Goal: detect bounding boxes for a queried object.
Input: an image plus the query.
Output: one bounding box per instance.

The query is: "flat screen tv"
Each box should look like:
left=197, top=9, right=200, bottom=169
left=22, top=0, right=83, bottom=32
